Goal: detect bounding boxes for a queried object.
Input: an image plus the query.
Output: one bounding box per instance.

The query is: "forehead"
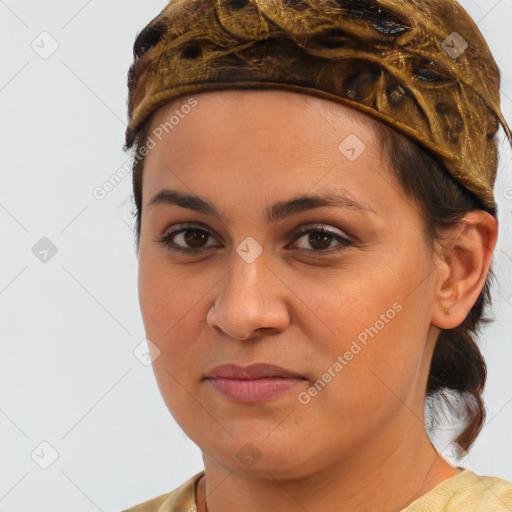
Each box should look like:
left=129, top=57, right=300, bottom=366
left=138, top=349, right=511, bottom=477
left=147, top=88, right=383, bottom=151
left=140, top=89, right=393, bottom=208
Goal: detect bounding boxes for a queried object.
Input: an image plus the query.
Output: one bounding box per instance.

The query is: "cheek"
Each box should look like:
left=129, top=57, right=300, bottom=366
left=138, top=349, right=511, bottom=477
left=138, top=256, right=198, bottom=338
left=302, top=247, right=433, bottom=401
left=138, top=260, right=207, bottom=418
left=137, top=256, right=215, bottom=381
left=287, top=243, right=430, bottom=350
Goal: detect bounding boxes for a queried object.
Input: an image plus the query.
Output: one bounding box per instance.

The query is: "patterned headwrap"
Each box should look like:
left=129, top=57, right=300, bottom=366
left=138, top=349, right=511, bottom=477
left=125, top=0, right=512, bottom=212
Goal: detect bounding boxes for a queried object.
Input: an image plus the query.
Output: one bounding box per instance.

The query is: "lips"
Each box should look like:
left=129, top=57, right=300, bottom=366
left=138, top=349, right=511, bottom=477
left=204, top=363, right=307, bottom=403
left=204, top=363, right=305, bottom=380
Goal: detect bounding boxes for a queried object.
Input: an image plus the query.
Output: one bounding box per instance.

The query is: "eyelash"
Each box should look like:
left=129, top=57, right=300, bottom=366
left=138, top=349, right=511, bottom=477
left=157, top=222, right=354, bottom=255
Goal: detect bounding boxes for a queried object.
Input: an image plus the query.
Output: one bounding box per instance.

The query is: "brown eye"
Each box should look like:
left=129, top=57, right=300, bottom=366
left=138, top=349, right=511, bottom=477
left=158, top=224, right=220, bottom=253
left=308, top=231, right=335, bottom=251
left=291, top=226, right=354, bottom=254
left=183, top=229, right=209, bottom=248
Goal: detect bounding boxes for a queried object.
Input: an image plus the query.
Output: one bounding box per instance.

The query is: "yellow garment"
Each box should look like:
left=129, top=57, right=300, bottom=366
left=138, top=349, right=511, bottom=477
left=122, top=468, right=512, bottom=511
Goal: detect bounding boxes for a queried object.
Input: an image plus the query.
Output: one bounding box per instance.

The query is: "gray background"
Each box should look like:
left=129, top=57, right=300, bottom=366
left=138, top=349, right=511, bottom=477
left=1, top=1, right=511, bottom=510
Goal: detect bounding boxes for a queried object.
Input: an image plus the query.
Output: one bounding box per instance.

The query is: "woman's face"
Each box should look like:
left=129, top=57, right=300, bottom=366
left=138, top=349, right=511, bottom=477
left=138, top=89, right=442, bottom=478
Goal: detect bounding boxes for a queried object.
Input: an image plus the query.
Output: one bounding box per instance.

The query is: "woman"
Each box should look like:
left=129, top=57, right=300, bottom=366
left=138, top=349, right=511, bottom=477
left=122, top=0, right=512, bottom=510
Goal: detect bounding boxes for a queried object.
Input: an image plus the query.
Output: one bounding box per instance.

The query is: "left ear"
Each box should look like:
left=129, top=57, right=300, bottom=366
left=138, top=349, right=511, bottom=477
left=431, top=210, right=497, bottom=330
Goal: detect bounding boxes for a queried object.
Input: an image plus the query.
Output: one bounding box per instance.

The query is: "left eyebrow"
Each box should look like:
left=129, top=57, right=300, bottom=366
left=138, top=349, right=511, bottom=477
left=147, top=187, right=377, bottom=223
left=265, top=188, right=377, bottom=222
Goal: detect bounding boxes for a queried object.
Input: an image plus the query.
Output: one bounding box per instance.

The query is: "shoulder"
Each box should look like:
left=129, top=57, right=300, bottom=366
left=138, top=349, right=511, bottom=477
left=121, top=471, right=205, bottom=512
left=402, top=468, right=512, bottom=511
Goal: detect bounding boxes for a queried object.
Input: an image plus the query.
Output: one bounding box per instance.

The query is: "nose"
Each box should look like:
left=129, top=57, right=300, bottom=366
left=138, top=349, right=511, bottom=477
left=206, top=250, right=290, bottom=341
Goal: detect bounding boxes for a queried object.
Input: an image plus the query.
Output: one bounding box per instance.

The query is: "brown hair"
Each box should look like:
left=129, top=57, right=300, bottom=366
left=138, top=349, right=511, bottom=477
left=128, top=104, right=495, bottom=454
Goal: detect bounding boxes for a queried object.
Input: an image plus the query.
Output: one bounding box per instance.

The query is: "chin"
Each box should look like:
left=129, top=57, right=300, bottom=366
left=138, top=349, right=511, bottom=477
left=199, top=434, right=318, bottom=479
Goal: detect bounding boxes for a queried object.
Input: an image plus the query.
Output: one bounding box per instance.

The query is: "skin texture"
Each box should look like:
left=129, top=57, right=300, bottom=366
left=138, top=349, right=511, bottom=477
left=137, top=89, right=497, bottom=512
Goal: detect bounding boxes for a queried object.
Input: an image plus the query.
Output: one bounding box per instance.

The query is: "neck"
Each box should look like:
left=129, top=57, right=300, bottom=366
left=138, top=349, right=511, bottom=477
left=196, top=421, right=461, bottom=512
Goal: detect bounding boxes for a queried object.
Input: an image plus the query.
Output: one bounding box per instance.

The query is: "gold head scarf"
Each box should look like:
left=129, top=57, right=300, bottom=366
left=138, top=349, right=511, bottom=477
left=125, top=0, right=512, bottom=212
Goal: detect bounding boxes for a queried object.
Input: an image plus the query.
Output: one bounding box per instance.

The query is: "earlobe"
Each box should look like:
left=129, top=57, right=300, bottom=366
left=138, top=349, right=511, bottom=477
left=431, top=211, right=497, bottom=330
